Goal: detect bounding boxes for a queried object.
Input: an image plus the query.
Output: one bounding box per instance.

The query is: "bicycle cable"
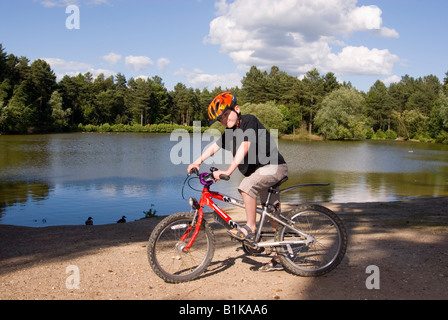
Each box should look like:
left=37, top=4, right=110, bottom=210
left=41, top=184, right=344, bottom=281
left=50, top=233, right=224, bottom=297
left=181, top=175, right=204, bottom=201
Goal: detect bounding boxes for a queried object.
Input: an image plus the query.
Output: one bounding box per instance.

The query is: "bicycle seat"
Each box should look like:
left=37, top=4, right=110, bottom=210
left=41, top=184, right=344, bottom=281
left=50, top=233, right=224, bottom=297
left=269, top=176, right=289, bottom=192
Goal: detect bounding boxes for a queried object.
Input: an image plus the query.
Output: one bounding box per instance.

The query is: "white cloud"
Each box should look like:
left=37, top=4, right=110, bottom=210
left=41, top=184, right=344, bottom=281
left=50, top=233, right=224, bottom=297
left=157, top=58, right=171, bottom=73
left=42, top=58, right=115, bottom=81
left=88, top=68, right=115, bottom=79
left=383, top=75, right=401, bottom=85
left=135, top=75, right=151, bottom=81
left=174, top=68, right=241, bottom=89
left=125, top=55, right=153, bottom=72
left=39, top=0, right=79, bottom=7
left=207, top=0, right=400, bottom=77
left=101, top=52, right=122, bottom=66
left=43, top=57, right=91, bottom=70
left=326, top=46, right=400, bottom=75
left=38, top=0, right=109, bottom=7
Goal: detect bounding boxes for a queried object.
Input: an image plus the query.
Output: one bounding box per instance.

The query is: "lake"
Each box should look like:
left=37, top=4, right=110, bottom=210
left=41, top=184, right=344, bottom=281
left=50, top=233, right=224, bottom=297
left=1, top=132, right=447, bottom=227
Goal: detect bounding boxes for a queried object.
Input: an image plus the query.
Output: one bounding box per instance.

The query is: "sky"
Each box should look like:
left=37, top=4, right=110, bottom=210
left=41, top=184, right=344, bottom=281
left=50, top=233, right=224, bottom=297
left=0, top=0, right=447, bottom=92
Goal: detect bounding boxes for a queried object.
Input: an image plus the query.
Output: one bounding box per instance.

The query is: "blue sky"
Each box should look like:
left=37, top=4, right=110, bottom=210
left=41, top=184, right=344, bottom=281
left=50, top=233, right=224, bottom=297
left=0, top=0, right=447, bottom=92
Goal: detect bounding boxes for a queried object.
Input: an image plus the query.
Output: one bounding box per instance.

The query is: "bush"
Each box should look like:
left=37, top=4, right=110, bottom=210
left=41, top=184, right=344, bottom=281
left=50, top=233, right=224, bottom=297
left=385, top=129, right=397, bottom=140
left=76, top=123, right=208, bottom=134
left=372, top=129, right=386, bottom=140
left=436, top=130, right=448, bottom=144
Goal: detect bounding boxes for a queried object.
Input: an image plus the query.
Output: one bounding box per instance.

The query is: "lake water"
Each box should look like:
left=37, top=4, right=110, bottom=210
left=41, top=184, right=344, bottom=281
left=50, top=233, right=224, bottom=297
left=1, top=132, right=447, bottom=227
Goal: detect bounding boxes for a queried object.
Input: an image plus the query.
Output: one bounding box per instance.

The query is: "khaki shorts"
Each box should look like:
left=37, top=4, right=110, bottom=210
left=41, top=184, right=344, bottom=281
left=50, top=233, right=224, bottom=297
left=238, top=164, right=288, bottom=204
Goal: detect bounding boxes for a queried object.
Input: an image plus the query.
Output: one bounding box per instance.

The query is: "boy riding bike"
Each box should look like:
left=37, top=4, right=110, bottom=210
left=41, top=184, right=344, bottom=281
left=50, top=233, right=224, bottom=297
left=187, top=92, right=288, bottom=271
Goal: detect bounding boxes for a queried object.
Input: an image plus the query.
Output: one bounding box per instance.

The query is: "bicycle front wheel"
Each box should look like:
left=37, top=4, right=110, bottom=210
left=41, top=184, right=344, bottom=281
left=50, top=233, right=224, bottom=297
left=147, top=212, right=215, bottom=283
left=275, top=204, right=347, bottom=277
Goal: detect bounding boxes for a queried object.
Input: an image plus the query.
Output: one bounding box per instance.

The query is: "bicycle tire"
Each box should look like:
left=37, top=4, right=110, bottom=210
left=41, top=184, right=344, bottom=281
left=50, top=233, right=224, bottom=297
left=147, top=212, right=215, bottom=283
left=275, top=204, right=347, bottom=277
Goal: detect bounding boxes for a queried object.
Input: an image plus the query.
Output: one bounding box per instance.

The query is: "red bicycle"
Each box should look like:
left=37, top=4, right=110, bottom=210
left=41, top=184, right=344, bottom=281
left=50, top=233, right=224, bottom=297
left=147, top=167, right=347, bottom=283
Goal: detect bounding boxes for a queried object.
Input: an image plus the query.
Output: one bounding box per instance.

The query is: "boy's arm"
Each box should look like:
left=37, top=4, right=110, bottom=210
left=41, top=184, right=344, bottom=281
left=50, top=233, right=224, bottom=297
left=187, top=142, right=221, bottom=173
left=214, top=141, right=251, bottom=180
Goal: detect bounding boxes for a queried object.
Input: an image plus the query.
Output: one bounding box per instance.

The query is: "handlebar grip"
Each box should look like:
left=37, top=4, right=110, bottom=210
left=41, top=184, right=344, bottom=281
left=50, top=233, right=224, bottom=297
left=188, top=168, right=199, bottom=176
left=219, top=175, right=230, bottom=181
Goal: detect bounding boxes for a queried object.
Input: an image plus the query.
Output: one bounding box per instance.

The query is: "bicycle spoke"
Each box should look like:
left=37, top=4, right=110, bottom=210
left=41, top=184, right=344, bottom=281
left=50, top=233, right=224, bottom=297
left=276, top=205, right=347, bottom=277
left=148, top=213, right=215, bottom=283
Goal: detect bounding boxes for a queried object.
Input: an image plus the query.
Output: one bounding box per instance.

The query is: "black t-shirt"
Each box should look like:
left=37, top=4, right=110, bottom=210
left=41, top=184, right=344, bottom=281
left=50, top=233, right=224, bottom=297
left=216, top=114, right=286, bottom=177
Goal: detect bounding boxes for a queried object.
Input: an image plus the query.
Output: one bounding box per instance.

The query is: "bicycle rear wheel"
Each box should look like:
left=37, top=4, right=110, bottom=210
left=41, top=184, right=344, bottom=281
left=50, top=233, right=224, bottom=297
left=147, top=212, right=215, bottom=283
left=275, top=204, right=347, bottom=277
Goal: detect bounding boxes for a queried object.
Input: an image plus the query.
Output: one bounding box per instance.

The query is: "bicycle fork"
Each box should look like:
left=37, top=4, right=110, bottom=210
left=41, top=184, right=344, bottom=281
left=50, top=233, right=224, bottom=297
left=180, top=208, right=202, bottom=253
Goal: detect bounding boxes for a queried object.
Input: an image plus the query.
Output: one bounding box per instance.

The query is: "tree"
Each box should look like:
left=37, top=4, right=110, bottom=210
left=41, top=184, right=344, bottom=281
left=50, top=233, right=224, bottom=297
left=301, top=69, right=325, bottom=135
left=443, top=71, right=448, bottom=95
left=49, top=90, right=71, bottom=131
left=127, top=78, right=151, bottom=125
left=147, top=76, right=171, bottom=124
left=323, top=72, right=341, bottom=94
left=240, top=101, right=286, bottom=133
left=28, top=59, right=57, bottom=126
left=0, top=81, right=35, bottom=132
left=172, top=83, right=193, bottom=125
left=0, top=79, right=11, bottom=108
left=199, top=88, right=213, bottom=126
left=365, top=80, right=392, bottom=131
left=241, top=66, right=269, bottom=103
left=429, top=92, right=448, bottom=138
left=406, top=75, right=441, bottom=116
left=315, top=87, right=366, bottom=140
left=0, top=44, right=8, bottom=83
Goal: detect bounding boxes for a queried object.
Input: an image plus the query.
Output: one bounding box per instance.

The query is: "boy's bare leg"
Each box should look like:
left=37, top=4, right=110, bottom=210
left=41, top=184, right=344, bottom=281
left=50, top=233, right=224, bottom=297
left=241, top=191, right=257, bottom=232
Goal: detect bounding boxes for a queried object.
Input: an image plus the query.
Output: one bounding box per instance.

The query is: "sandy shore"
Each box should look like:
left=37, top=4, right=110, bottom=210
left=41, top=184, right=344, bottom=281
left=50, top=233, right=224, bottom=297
left=1, top=197, right=447, bottom=300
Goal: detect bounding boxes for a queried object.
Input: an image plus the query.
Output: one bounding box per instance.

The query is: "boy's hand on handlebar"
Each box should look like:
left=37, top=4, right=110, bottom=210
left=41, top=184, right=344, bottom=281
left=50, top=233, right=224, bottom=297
left=213, top=170, right=230, bottom=181
left=187, top=164, right=200, bottom=176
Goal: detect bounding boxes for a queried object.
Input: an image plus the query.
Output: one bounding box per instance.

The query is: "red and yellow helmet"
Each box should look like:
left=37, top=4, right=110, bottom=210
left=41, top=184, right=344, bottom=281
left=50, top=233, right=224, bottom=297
left=208, top=92, right=238, bottom=124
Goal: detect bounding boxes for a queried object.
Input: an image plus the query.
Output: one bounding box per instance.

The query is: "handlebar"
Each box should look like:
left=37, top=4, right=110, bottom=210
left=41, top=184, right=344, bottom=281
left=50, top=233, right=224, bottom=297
left=188, top=167, right=230, bottom=186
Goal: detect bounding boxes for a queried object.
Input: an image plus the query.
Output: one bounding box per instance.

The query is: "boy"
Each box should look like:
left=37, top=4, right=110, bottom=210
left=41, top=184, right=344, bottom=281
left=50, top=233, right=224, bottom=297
left=187, top=92, right=288, bottom=271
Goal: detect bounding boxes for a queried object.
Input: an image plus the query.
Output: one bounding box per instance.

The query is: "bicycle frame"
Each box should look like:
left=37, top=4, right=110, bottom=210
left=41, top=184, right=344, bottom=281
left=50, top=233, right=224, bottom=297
left=182, top=181, right=330, bottom=253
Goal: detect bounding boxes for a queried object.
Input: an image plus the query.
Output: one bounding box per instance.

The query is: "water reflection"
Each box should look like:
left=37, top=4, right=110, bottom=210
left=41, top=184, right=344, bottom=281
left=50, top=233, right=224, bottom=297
left=0, top=180, right=52, bottom=213
left=1, top=133, right=447, bottom=227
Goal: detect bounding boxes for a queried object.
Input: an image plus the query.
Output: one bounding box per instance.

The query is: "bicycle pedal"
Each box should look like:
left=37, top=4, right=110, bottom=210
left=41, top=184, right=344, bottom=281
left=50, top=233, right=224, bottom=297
left=229, top=236, right=239, bottom=242
left=244, top=241, right=258, bottom=249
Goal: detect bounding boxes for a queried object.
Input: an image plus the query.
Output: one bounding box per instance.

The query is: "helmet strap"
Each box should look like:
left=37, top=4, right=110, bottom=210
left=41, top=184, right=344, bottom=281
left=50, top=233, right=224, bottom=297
left=235, top=111, right=241, bottom=129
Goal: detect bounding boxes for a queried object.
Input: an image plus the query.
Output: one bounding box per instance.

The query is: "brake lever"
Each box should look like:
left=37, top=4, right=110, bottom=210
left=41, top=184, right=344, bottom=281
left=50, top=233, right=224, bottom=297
left=188, top=167, right=199, bottom=176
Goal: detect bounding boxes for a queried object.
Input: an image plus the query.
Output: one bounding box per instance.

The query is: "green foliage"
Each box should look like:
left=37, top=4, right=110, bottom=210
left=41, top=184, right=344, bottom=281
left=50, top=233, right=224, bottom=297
left=370, top=129, right=397, bottom=140
left=76, top=123, right=203, bottom=134
left=0, top=43, right=447, bottom=144
left=49, top=90, right=71, bottom=132
left=240, top=101, right=287, bottom=133
left=143, top=204, right=158, bottom=218
left=436, top=130, right=448, bottom=144
left=315, top=88, right=367, bottom=140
